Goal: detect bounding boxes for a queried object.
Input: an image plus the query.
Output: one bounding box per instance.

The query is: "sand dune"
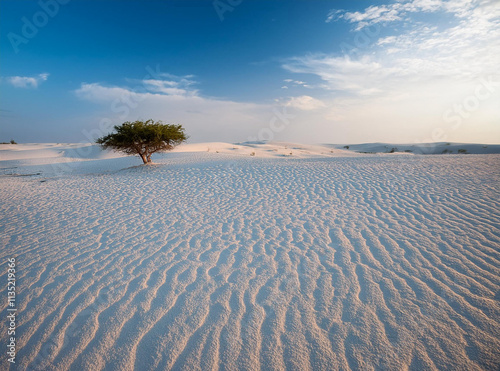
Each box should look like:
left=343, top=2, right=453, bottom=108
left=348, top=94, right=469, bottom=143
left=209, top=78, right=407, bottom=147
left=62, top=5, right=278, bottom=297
left=1, top=145, right=499, bottom=370
left=333, top=142, right=500, bottom=155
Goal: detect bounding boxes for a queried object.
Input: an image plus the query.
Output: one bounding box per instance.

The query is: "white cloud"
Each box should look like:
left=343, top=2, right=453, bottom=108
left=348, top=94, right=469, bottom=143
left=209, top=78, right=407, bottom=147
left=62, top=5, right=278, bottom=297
left=285, top=95, right=326, bottom=111
left=331, top=0, right=480, bottom=30
left=280, top=0, right=500, bottom=143
left=74, top=77, right=274, bottom=143
left=342, top=5, right=403, bottom=29
left=326, top=9, right=344, bottom=23
left=141, top=80, right=195, bottom=97
left=284, top=55, right=390, bottom=95
left=280, top=79, right=310, bottom=89
left=7, top=73, right=49, bottom=88
left=313, top=0, right=500, bottom=93
left=140, top=74, right=198, bottom=97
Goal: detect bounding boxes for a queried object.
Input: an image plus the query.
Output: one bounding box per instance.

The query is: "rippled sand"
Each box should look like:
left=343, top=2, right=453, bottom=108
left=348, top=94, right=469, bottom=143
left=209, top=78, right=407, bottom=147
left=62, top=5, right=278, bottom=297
left=1, top=152, right=499, bottom=370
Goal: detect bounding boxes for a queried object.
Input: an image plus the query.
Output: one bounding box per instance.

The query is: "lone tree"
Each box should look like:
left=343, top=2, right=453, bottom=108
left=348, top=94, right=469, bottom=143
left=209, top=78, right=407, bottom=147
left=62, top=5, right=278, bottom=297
left=96, top=119, right=188, bottom=164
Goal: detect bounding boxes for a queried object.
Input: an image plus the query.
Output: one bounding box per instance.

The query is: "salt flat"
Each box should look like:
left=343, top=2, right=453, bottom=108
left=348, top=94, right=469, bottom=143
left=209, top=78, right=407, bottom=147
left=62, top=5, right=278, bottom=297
left=1, top=144, right=499, bottom=370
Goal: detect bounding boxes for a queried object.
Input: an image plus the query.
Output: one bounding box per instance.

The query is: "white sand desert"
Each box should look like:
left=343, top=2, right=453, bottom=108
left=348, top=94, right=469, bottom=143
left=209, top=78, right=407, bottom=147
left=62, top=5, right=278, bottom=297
left=1, top=142, right=499, bottom=370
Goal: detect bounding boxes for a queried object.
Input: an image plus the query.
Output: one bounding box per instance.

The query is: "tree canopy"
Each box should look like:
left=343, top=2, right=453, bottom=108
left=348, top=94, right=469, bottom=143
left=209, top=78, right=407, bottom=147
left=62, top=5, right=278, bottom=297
left=96, top=120, right=188, bottom=164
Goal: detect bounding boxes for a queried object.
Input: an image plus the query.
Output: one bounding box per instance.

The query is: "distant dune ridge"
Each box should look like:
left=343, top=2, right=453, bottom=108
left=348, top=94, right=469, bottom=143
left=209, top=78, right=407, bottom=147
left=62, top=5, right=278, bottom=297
left=331, top=142, right=500, bottom=155
left=1, top=141, right=499, bottom=164
left=1, top=143, right=499, bottom=370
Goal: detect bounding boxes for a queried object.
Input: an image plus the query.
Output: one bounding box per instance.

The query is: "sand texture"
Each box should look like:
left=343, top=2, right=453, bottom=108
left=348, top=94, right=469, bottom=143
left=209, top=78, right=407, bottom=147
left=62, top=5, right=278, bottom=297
left=1, top=146, right=499, bottom=370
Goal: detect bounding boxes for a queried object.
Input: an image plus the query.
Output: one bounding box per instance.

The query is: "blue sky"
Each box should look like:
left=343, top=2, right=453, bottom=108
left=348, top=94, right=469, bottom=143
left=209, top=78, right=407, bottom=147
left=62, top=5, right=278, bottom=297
left=1, top=0, right=499, bottom=144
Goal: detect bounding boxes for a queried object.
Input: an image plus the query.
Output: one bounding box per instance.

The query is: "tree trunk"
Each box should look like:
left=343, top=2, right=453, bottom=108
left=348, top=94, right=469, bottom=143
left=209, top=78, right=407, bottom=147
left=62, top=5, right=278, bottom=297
left=146, top=154, right=152, bottom=163
left=139, top=153, right=148, bottom=164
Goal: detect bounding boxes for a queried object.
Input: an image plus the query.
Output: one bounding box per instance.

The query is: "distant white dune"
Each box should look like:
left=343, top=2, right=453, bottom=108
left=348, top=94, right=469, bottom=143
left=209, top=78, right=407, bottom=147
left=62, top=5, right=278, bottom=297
left=1, top=143, right=499, bottom=370
left=0, top=143, right=122, bottom=163
left=332, top=142, right=500, bottom=155
left=0, top=141, right=357, bottom=164
left=171, top=141, right=361, bottom=158
left=2, top=141, right=498, bottom=165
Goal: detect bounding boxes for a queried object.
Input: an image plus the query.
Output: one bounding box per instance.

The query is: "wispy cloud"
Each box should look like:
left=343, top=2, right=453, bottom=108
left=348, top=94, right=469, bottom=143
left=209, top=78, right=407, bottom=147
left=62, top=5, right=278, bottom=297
left=285, top=95, right=326, bottom=111
left=74, top=76, right=273, bottom=142
left=329, top=0, right=479, bottom=30
left=300, top=0, right=500, bottom=94
left=283, top=55, right=388, bottom=96
left=283, top=79, right=310, bottom=88
left=127, top=73, right=199, bottom=97
left=285, top=0, right=500, bottom=143
left=325, top=9, right=344, bottom=23
left=6, top=73, right=49, bottom=88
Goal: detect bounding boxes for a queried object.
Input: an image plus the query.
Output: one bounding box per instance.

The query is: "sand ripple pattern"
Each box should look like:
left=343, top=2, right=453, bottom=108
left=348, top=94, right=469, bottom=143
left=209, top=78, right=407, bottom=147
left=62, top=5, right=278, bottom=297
left=1, top=154, right=499, bottom=370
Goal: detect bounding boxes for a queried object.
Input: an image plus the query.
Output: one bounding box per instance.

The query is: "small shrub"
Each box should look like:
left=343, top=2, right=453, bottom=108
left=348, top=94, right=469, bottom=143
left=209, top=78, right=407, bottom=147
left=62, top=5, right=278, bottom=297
left=10, top=139, right=17, bottom=144
left=458, top=149, right=467, bottom=154
left=389, top=147, right=398, bottom=153
left=343, top=145, right=349, bottom=150
left=250, top=152, right=255, bottom=156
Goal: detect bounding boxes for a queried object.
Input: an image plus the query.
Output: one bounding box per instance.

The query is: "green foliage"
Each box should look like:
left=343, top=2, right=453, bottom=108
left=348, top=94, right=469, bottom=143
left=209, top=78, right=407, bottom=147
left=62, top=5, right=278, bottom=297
left=458, top=149, right=467, bottom=154
left=343, top=145, right=349, bottom=150
left=96, top=119, right=188, bottom=164
left=10, top=139, right=17, bottom=144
